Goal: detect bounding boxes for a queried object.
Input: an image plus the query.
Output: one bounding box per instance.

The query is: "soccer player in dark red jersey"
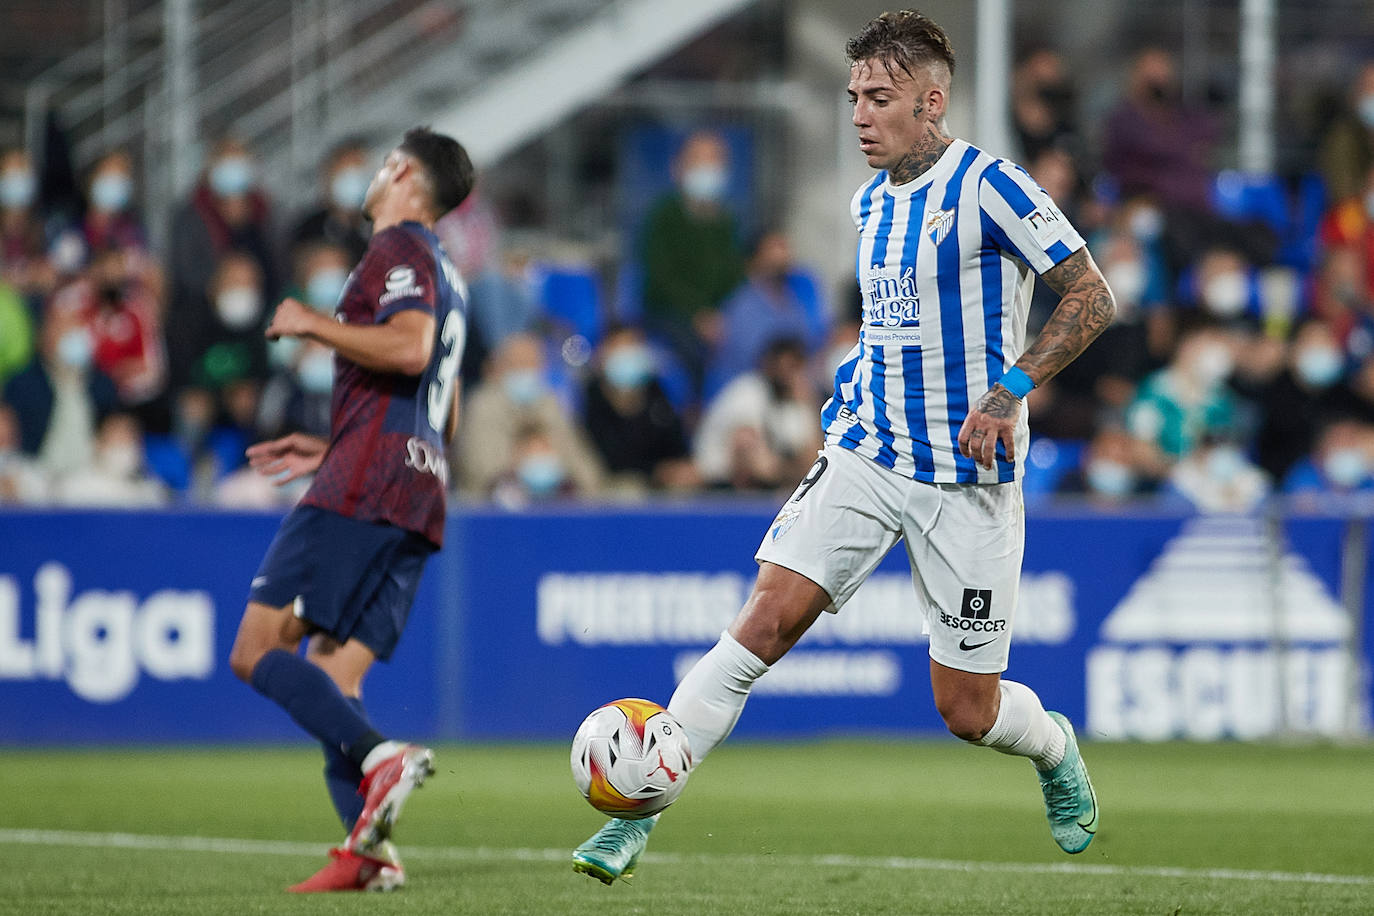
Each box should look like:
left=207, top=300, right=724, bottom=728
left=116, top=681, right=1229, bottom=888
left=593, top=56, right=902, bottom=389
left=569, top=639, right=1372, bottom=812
left=228, top=127, right=473, bottom=893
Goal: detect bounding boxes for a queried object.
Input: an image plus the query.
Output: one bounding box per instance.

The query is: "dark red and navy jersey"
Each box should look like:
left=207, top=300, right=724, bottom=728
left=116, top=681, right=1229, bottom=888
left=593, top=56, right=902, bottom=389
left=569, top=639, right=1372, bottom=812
left=300, top=221, right=466, bottom=547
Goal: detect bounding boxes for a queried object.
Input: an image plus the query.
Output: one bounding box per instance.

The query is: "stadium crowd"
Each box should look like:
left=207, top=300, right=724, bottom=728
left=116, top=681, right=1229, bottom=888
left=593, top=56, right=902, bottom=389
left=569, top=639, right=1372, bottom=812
left=3, top=47, right=1374, bottom=512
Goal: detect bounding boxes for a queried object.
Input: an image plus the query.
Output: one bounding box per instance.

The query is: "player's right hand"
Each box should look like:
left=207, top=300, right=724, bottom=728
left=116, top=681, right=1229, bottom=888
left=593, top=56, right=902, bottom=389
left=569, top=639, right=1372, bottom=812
left=246, top=433, right=328, bottom=484
left=264, top=297, right=319, bottom=340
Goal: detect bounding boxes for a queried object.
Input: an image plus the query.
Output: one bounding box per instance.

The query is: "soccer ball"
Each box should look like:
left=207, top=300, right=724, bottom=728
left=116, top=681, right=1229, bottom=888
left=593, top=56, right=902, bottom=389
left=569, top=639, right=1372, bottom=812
left=570, top=698, right=692, bottom=819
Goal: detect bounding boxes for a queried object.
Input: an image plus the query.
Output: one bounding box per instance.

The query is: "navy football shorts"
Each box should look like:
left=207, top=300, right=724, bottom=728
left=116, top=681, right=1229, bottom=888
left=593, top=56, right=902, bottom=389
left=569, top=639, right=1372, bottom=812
left=249, top=505, right=436, bottom=661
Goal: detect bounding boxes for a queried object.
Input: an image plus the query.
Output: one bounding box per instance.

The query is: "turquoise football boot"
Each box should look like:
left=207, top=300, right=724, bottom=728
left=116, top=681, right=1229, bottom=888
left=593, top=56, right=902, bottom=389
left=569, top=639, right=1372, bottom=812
left=572, top=816, right=658, bottom=884
left=1038, top=712, right=1099, bottom=854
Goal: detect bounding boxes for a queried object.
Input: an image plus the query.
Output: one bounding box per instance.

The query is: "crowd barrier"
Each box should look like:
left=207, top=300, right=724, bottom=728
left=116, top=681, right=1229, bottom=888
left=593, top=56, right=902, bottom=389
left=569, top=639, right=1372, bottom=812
left=0, top=505, right=1368, bottom=744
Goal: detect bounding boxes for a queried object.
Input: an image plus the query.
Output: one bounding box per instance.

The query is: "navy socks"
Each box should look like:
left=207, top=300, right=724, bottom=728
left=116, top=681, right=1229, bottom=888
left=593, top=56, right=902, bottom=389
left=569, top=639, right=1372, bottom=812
left=249, top=648, right=385, bottom=770
left=321, top=697, right=369, bottom=830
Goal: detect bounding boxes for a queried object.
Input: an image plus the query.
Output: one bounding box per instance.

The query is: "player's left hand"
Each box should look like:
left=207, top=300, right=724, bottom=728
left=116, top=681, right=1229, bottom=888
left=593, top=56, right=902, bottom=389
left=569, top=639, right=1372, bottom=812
left=264, top=297, right=319, bottom=340
left=957, top=385, right=1021, bottom=470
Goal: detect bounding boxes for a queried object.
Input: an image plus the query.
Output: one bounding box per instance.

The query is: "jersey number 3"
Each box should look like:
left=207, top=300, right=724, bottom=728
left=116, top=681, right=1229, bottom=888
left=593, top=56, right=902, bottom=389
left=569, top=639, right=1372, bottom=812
left=427, top=310, right=464, bottom=432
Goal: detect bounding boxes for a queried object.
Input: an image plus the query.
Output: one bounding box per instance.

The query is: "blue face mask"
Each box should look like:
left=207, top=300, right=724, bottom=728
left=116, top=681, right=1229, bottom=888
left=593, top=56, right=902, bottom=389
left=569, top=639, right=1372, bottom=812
left=268, top=336, right=301, bottom=370
left=209, top=157, right=254, bottom=197
left=56, top=329, right=93, bottom=370
left=0, top=168, right=37, bottom=209
left=305, top=268, right=349, bottom=312
left=1296, top=347, right=1344, bottom=389
left=1086, top=459, right=1134, bottom=498
left=502, top=369, right=545, bottom=406
left=681, top=164, right=727, bottom=203
left=603, top=345, right=654, bottom=391
left=329, top=167, right=370, bottom=210
left=295, top=349, right=335, bottom=395
left=90, top=173, right=132, bottom=213
left=1323, top=448, right=1368, bottom=488
left=517, top=453, right=565, bottom=496
left=1205, top=446, right=1246, bottom=483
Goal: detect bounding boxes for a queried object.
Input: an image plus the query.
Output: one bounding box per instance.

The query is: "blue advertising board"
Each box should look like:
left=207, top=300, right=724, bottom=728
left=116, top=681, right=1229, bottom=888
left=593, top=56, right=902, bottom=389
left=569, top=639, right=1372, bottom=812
left=0, top=506, right=1367, bottom=744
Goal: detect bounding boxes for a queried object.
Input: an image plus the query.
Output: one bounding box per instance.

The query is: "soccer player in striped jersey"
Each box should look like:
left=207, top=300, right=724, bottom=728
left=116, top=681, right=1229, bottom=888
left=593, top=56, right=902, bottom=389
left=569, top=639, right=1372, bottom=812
left=574, top=10, right=1113, bottom=883
left=228, top=127, right=473, bottom=892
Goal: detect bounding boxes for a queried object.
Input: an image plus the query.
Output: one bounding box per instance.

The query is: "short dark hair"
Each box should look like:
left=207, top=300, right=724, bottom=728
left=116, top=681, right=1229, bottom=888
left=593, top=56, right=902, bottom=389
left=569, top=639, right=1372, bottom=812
left=398, top=126, right=475, bottom=217
left=845, top=10, right=956, bottom=83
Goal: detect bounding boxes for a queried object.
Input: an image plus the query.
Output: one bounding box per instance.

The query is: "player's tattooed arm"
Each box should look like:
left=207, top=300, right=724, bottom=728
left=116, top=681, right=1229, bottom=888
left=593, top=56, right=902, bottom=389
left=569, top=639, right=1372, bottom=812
left=958, top=247, right=1113, bottom=470
left=1013, top=246, right=1116, bottom=386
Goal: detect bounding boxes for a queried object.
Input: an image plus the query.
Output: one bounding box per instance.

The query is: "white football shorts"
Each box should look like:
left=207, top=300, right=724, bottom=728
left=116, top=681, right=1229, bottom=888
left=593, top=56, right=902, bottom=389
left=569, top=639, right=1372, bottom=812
left=755, top=443, right=1024, bottom=674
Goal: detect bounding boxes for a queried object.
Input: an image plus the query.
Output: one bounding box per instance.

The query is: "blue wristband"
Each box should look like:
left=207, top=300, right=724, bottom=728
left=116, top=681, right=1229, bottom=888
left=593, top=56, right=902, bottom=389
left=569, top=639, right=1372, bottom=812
left=998, top=366, right=1036, bottom=399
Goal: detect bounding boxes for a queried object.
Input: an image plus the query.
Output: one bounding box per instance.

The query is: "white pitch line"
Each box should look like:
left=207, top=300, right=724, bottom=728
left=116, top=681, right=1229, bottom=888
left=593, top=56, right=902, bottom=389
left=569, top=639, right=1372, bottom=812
left=3, top=829, right=1372, bottom=888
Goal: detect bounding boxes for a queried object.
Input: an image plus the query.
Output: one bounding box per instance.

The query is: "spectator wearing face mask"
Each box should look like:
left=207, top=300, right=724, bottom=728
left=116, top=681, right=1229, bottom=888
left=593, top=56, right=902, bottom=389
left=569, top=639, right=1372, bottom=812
left=1011, top=48, right=1081, bottom=164
left=1282, top=418, right=1374, bottom=501
left=255, top=244, right=350, bottom=440
left=2, top=301, right=118, bottom=476
left=48, top=245, right=165, bottom=410
left=1188, top=246, right=1256, bottom=324
left=639, top=130, right=746, bottom=397
left=708, top=229, right=823, bottom=395
left=694, top=337, right=821, bottom=492
left=51, top=410, right=166, bottom=507
left=583, top=325, right=696, bottom=494
left=0, top=147, right=56, bottom=299
left=1248, top=319, right=1355, bottom=480
left=1165, top=436, right=1270, bottom=514
left=288, top=139, right=372, bottom=267
left=81, top=151, right=149, bottom=258
left=171, top=250, right=269, bottom=392
left=455, top=331, right=602, bottom=498
left=1102, top=48, right=1216, bottom=218
left=1126, top=323, right=1239, bottom=465
left=1318, top=62, right=1374, bottom=205
left=489, top=422, right=587, bottom=507
left=166, top=137, right=278, bottom=388
left=1055, top=425, right=1160, bottom=505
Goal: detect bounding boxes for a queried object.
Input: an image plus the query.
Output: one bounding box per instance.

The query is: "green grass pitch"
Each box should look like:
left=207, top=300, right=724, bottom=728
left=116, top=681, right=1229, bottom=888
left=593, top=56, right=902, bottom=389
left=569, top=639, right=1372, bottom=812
left=2, top=740, right=1372, bottom=915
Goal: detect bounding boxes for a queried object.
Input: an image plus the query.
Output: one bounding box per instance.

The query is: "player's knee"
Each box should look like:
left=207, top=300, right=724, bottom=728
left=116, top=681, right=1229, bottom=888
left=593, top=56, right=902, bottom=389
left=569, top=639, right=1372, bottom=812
left=227, top=639, right=262, bottom=684
left=937, top=696, right=996, bottom=742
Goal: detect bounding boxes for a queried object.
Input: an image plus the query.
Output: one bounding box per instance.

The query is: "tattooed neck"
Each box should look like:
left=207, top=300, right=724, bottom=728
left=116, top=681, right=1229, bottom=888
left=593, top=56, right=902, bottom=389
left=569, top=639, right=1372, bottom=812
left=888, top=125, right=952, bottom=185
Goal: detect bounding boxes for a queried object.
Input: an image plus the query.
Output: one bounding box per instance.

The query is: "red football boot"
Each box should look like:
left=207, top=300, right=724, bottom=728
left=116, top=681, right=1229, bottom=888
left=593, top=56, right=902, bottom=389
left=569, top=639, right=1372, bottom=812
left=346, top=744, right=435, bottom=854
left=287, top=846, right=403, bottom=893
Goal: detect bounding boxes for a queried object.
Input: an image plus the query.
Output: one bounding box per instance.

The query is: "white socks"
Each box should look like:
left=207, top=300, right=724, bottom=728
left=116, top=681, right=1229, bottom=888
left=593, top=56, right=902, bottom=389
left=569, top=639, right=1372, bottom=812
left=973, top=680, right=1066, bottom=771
left=668, top=631, right=770, bottom=765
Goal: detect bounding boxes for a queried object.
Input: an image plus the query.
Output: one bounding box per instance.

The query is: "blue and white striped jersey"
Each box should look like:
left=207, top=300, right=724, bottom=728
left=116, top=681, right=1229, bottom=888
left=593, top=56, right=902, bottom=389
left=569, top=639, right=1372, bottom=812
left=821, top=138, right=1085, bottom=484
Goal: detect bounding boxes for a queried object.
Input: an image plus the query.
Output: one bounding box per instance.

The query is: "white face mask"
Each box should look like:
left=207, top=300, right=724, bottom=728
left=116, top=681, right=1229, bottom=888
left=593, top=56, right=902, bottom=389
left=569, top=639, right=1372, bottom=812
left=1323, top=447, right=1368, bottom=488
left=1202, top=271, right=1248, bottom=317
left=329, top=167, right=370, bottom=210
left=681, top=164, right=727, bottom=204
left=0, top=167, right=37, bottom=209
left=1358, top=94, right=1374, bottom=129
left=1128, top=205, right=1164, bottom=242
left=295, top=348, right=335, bottom=395
left=99, top=443, right=142, bottom=478
left=1364, top=190, right=1374, bottom=222
left=1296, top=346, right=1344, bottom=389
left=1105, top=259, right=1146, bottom=311
left=1205, top=446, right=1246, bottom=483
left=215, top=286, right=262, bottom=330
left=1086, top=459, right=1135, bottom=498
left=56, top=328, right=94, bottom=370
left=1190, top=343, right=1233, bottom=386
